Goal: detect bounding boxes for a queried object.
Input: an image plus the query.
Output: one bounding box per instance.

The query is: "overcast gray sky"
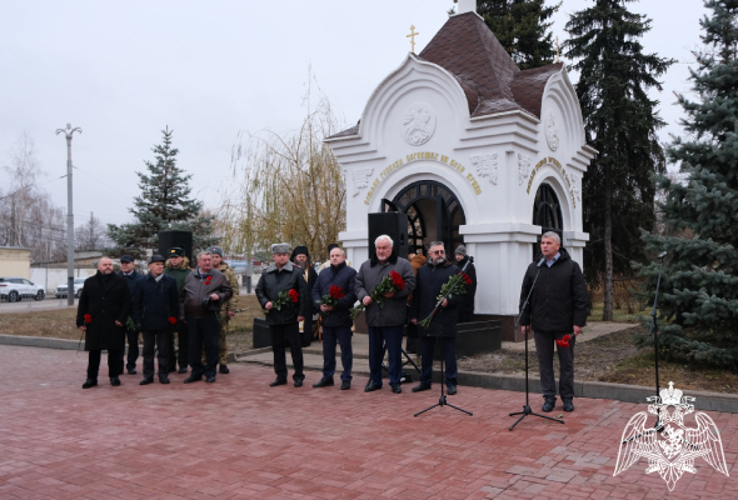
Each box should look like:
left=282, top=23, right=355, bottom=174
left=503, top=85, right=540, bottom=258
left=0, top=0, right=708, bottom=228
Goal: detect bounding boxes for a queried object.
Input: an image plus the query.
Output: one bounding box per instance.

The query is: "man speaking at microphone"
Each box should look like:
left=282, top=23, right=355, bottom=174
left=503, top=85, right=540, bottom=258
left=518, top=232, right=588, bottom=413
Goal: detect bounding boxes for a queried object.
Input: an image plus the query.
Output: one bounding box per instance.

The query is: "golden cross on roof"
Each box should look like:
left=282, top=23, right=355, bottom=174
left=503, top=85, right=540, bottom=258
left=407, top=25, right=419, bottom=53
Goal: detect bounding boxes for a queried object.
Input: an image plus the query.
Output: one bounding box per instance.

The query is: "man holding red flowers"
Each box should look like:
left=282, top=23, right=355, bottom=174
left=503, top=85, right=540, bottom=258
left=132, top=254, right=179, bottom=385
left=311, top=246, right=357, bottom=390
left=355, top=235, right=415, bottom=394
left=256, top=243, right=311, bottom=387
left=518, top=232, right=588, bottom=413
left=181, top=251, right=233, bottom=384
left=76, top=257, right=131, bottom=389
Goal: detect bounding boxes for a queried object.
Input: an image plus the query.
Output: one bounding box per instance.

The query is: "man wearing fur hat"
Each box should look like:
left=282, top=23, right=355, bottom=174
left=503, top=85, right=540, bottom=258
left=164, top=247, right=192, bottom=373
left=207, top=246, right=239, bottom=374
left=256, top=243, right=311, bottom=387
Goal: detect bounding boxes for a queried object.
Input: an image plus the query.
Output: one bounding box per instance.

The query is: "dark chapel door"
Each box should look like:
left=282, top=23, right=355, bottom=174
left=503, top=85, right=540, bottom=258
left=381, top=180, right=465, bottom=256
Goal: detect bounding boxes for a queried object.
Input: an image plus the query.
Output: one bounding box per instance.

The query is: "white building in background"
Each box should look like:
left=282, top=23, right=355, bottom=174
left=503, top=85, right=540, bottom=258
left=325, top=4, right=595, bottom=340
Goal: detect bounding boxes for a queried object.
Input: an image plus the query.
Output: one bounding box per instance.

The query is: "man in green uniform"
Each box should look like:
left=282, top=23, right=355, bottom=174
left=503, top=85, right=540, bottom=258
left=163, top=247, right=191, bottom=373
left=208, top=246, right=239, bottom=374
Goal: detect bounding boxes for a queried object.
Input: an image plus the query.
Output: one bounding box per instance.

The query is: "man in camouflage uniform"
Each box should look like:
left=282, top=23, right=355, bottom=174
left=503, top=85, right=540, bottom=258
left=163, top=247, right=192, bottom=373
left=208, top=246, right=239, bottom=374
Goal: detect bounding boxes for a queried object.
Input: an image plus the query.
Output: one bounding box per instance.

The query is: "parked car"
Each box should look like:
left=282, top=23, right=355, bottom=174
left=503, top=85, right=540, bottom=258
left=0, top=277, right=46, bottom=302
left=55, top=277, right=90, bottom=299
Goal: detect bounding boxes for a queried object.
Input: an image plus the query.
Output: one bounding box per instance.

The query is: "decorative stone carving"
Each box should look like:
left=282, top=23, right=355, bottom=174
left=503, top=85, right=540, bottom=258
left=571, top=176, right=581, bottom=202
left=545, top=110, right=560, bottom=151
left=352, top=167, right=374, bottom=197
left=470, top=154, right=498, bottom=184
left=403, top=103, right=436, bottom=146
left=518, top=154, right=532, bottom=185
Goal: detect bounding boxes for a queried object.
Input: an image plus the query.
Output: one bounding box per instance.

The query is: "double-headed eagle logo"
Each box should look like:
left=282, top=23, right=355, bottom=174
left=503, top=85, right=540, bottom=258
left=614, top=382, right=729, bottom=491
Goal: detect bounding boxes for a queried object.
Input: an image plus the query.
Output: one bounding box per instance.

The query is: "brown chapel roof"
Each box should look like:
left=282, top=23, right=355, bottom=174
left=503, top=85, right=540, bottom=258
left=328, top=11, right=562, bottom=139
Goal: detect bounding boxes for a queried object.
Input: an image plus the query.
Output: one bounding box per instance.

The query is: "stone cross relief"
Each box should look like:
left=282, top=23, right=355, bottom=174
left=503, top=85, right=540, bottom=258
left=470, top=154, right=498, bottom=184
left=518, top=154, right=532, bottom=185
left=352, top=167, right=374, bottom=197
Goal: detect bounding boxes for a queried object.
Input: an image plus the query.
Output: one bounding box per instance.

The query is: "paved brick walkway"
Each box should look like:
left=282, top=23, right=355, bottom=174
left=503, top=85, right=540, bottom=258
left=1, top=344, right=736, bottom=499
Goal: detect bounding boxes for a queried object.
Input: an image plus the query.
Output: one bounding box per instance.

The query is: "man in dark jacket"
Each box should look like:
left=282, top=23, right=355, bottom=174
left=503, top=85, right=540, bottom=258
left=118, top=254, right=144, bottom=375
left=519, top=232, right=588, bottom=413
left=163, top=247, right=191, bottom=373
left=181, top=251, right=233, bottom=384
left=77, top=257, right=132, bottom=389
left=410, top=242, right=463, bottom=394
left=291, top=245, right=317, bottom=347
left=132, top=254, right=179, bottom=385
left=454, top=245, right=477, bottom=323
left=355, top=235, right=415, bottom=394
left=256, top=243, right=310, bottom=387
left=311, top=246, right=357, bottom=390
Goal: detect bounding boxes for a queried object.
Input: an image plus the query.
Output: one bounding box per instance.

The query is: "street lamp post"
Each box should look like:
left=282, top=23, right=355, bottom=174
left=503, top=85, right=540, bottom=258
left=55, top=124, right=82, bottom=306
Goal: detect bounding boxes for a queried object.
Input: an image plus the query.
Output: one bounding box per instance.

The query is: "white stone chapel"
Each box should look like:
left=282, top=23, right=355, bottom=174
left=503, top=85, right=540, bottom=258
left=325, top=2, right=595, bottom=340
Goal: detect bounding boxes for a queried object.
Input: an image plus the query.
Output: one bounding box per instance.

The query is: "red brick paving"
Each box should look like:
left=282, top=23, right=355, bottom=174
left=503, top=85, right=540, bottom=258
left=0, top=344, right=736, bottom=499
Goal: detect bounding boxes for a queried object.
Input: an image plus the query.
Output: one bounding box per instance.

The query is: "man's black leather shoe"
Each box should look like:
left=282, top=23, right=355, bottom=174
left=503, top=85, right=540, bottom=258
left=219, top=365, right=229, bottom=374
left=364, top=381, right=381, bottom=392
left=294, top=379, right=303, bottom=387
left=391, top=384, right=402, bottom=394
left=178, top=367, right=188, bottom=374
left=269, top=378, right=287, bottom=387
left=139, top=377, right=154, bottom=386
left=412, top=383, right=431, bottom=393
left=206, top=375, right=216, bottom=383
left=110, top=377, right=121, bottom=387
left=447, top=385, right=458, bottom=395
left=184, top=375, right=202, bottom=384
left=340, top=380, right=351, bottom=390
left=563, top=398, right=574, bottom=412
left=127, top=367, right=137, bottom=375
left=542, top=398, right=556, bottom=412
left=82, top=379, right=97, bottom=389
left=159, top=375, right=170, bottom=384
left=313, top=378, right=334, bottom=388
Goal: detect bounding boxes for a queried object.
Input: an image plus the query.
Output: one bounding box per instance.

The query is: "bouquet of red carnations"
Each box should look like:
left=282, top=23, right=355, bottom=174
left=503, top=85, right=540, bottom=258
left=269, top=288, right=299, bottom=311
left=320, top=285, right=346, bottom=316
left=418, top=272, right=471, bottom=329
left=556, top=334, right=571, bottom=348
left=349, top=270, right=405, bottom=319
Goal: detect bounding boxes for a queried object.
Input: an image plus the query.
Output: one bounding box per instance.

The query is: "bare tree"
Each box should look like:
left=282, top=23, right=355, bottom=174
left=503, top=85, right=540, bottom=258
left=76, top=212, right=108, bottom=251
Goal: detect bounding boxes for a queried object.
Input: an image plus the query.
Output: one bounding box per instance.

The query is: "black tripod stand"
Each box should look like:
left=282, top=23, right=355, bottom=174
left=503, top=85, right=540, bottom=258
left=414, top=339, right=472, bottom=417
left=509, top=259, right=565, bottom=431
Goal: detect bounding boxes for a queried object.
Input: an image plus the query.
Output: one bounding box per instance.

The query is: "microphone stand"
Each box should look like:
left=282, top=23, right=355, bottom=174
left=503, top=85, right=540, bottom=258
left=649, top=252, right=667, bottom=432
left=414, top=257, right=474, bottom=418
left=509, top=258, right=565, bottom=431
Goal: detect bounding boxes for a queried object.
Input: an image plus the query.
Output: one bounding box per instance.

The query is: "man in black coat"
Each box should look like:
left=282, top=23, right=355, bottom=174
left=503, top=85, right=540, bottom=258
left=256, top=243, right=310, bottom=387
left=181, top=251, right=233, bottom=384
left=519, top=232, right=588, bottom=413
left=291, top=245, right=317, bottom=347
left=410, top=242, right=463, bottom=395
left=132, top=254, right=179, bottom=385
left=76, top=257, right=132, bottom=389
left=311, top=246, right=357, bottom=390
left=454, top=245, right=477, bottom=323
left=118, top=254, right=144, bottom=375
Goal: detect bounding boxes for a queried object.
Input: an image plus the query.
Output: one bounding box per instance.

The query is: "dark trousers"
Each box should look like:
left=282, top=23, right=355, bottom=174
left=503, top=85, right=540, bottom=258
left=173, top=320, right=189, bottom=369
left=368, top=325, right=403, bottom=387
left=88, top=349, right=121, bottom=379
left=142, top=329, right=170, bottom=379
left=321, top=326, right=353, bottom=381
left=118, top=329, right=139, bottom=372
left=406, top=322, right=419, bottom=353
left=270, top=322, right=304, bottom=382
left=534, top=330, right=576, bottom=400
left=187, top=315, right=220, bottom=378
left=420, top=336, right=457, bottom=387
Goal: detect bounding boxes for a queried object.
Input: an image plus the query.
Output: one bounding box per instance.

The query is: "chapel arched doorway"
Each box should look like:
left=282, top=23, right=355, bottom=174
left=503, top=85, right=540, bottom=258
left=381, top=180, right=465, bottom=256
left=532, top=182, right=564, bottom=256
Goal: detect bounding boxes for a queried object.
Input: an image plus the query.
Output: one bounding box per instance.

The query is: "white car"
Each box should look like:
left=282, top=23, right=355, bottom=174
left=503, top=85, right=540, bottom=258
left=0, top=277, right=46, bottom=302
left=55, top=277, right=89, bottom=299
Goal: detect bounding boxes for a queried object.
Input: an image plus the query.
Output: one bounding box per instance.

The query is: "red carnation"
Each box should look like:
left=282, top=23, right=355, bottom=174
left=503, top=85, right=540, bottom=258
left=389, top=270, right=405, bottom=291
left=204, top=277, right=212, bottom=285
left=462, top=273, right=472, bottom=285
left=288, top=289, right=299, bottom=303
left=84, top=314, right=92, bottom=323
left=168, top=317, right=177, bottom=325
left=329, top=285, right=345, bottom=300
left=556, top=334, right=571, bottom=348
